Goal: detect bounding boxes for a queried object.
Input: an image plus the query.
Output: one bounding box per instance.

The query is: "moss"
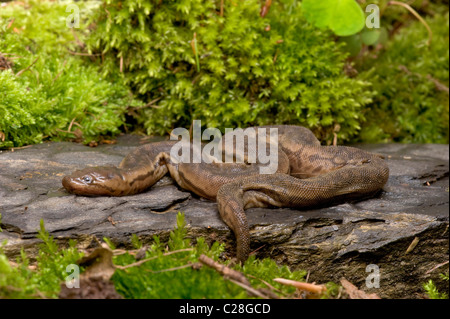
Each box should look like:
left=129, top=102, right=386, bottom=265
left=1, top=0, right=448, bottom=146
left=423, top=273, right=449, bottom=299
left=0, top=213, right=309, bottom=299
left=87, top=0, right=374, bottom=142
left=111, top=213, right=307, bottom=299
left=0, top=1, right=143, bottom=149
left=356, top=12, right=449, bottom=143
left=0, top=220, right=82, bottom=299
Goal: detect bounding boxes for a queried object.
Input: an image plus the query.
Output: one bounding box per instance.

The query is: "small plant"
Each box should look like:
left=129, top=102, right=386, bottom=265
left=356, top=12, right=449, bottom=143
left=87, top=0, right=374, bottom=142
left=111, top=212, right=307, bottom=298
left=0, top=220, right=83, bottom=298
left=0, top=1, right=143, bottom=149
left=302, top=0, right=366, bottom=36
left=423, top=274, right=449, bottom=300
left=1, top=213, right=312, bottom=299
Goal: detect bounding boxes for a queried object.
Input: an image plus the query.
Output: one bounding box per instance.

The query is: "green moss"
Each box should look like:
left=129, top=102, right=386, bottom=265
left=0, top=213, right=310, bottom=299
left=0, top=1, right=143, bottom=149
left=0, top=220, right=83, bottom=299
left=1, top=0, right=448, bottom=146
left=423, top=274, right=449, bottom=299
left=112, top=212, right=307, bottom=299
left=356, top=12, right=449, bottom=143
left=87, top=0, right=374, bottom=142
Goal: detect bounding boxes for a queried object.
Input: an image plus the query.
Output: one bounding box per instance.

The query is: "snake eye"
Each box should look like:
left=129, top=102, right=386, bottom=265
left=83, top=175, right=93, bottom=183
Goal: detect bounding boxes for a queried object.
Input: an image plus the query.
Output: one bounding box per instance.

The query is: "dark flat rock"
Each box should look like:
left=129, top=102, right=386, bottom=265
left=0, top=136, right=448, bottom=298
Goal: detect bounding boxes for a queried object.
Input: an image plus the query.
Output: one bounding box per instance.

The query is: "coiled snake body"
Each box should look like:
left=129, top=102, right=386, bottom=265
left=62, top=125, right=389, bottom=262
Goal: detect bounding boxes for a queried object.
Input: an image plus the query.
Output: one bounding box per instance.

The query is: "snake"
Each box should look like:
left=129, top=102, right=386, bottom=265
left=62, top=125, right=389, bottom=262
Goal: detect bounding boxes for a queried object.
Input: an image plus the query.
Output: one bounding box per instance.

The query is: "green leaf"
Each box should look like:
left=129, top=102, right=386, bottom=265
left=329, top=0, right=365, bottom=36
left=302, top=0, right=365, bottom=36
left=302, top=0, right=332, bottom=29
left=361, top=28, right=381, bottom=46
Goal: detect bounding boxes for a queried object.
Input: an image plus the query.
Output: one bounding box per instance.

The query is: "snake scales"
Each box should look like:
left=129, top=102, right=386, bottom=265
left=62, top=125, right=389, bottom=262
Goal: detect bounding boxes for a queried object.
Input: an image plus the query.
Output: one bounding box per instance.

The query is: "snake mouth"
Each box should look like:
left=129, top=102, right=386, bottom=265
left=62, top=175, right=94, bottom=195
left=62, top=175, right=74, bottom=193
left=62, top=173, right=119, bottom=196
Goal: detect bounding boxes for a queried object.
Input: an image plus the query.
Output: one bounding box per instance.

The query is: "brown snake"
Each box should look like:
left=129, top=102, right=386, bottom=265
left=62, top=125, right=389, bottom=262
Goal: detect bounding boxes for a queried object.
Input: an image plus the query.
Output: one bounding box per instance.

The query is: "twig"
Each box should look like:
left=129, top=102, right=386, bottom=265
left=333, top=123, right=341, bottom=146
left=305, top=270, right=310, bottom=283
left=71, top=28, right=85, bottom=49
left=398, top=65, right=448, bottom=94
left=405, top=236, right=420, bottom=254
left=113, top=249, right=130, bottom=256
left=425, top=261, right=449, bottom=275
left=336, top=286, right=343, bottom=299
left=198, top=254, right=278, bottom=299
left=442, top=224, right=449, bottom=236
left=228, top=278, right=269, bottom=299
left=9, top=145, right=33, bottom=152
left=333, top=133, right=338, bottom=146
left=220, top=0, right=224, bottom=17
left=56, top=118, right=83, bottom=135
left=56, top=128, right=74, bottom=134
left=7, top=18, right=14, bottom=29
left=67, top=50, right=101, bottom=57
left=388, top=1, right=432, bottom=45
left=147, top=263, right=200, bottom=273
left=273, top=278, right=327, bottom=295
left=249, top=244, right=266, bottom=256
left=191, top=33, right=200, bottom=72
left=143, top=97, right=162, bottom=108
left=104, top=6, right=112, bottom=23
left=116, top=248, right=194, bottom=270
left=0, top=53, right=13, bottom=70
left=340, top=278, right=381, bottom=299
left=273, top=49, right=279, bottom=64
left=0, top=52, right=21, bottom=57
left=247, top=274, right=286, bottom=296
left=198, top=254, right=251, bottom=286
left=426, top=75, right=449, bottom=94
left=67, top=117, right=82, bottom=132
left=260, top=0, right=272, bottom=18
left=128, top=97, right=162, bottom=112
left=15, top=56, right=39, bottom=77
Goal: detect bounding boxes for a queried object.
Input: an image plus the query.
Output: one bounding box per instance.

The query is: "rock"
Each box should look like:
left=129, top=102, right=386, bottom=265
left=0, top=136, right=448, bottom=298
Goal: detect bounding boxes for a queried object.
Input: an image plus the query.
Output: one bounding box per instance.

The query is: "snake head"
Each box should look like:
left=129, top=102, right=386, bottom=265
left=62, top=167, right=125, bottom=196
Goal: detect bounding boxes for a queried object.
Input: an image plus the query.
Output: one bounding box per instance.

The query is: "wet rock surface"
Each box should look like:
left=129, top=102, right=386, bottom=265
left=0, top=135, right=448, bottom=298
